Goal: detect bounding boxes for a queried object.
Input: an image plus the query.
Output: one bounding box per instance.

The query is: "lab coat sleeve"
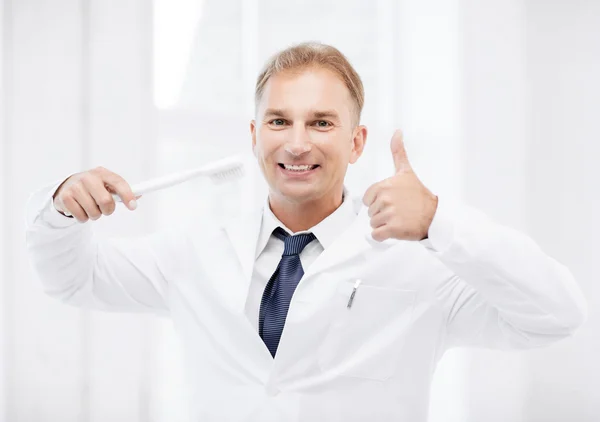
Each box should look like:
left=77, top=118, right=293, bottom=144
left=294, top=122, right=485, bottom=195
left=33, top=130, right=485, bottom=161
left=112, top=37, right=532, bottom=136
left=420, top=198, right=588, bottom=350
left=24, top=179, right=177, bottom=315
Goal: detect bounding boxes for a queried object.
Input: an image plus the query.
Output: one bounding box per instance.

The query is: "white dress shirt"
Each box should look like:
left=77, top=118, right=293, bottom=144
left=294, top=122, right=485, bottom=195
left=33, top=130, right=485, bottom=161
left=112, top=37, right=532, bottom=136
left=246, top=193, right=356, bottom=332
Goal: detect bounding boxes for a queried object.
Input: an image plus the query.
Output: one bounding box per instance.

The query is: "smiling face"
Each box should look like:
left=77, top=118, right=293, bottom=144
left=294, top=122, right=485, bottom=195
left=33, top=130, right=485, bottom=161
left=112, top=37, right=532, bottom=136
left=251, top=66, right=367, bottom=207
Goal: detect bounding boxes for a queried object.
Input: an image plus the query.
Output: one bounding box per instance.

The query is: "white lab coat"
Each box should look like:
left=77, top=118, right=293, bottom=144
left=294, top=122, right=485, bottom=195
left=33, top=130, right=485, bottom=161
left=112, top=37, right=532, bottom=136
left=25, top=180, right=587, bottom=422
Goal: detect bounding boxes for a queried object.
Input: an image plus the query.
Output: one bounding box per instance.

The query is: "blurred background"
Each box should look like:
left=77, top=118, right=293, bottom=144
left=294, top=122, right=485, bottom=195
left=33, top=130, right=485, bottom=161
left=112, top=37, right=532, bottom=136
left=1, top=0, right=599, bottom=421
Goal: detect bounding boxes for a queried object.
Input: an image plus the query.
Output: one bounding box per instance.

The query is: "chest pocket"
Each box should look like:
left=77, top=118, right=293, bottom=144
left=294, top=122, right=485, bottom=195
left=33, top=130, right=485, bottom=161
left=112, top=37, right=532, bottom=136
left=317, top=279, right=417, bottom=381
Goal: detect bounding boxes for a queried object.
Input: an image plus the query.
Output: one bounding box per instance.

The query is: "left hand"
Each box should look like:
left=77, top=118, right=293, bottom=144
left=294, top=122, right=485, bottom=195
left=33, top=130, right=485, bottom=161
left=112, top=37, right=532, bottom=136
left=362, top=130, right=439, bottom=242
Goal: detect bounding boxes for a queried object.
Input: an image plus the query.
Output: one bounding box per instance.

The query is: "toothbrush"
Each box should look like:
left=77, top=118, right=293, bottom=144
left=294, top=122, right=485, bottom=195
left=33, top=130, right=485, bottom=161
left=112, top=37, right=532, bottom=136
left=111, top=155, right=245, bottom=203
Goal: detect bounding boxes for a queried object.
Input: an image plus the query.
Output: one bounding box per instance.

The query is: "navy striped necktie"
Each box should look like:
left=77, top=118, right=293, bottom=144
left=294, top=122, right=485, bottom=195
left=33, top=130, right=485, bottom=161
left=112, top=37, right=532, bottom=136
left=259, top=227, right=316, bottom=357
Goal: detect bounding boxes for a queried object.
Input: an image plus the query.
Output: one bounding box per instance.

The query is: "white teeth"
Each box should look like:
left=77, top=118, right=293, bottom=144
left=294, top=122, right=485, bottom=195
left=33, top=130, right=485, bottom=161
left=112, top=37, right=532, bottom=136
left=283, top=164, right=315, bottom=171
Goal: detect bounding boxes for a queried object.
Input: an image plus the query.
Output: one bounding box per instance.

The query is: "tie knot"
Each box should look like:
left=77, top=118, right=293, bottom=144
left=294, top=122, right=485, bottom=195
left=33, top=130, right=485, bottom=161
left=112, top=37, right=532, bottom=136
left=273, top=227, right=316, bottom=256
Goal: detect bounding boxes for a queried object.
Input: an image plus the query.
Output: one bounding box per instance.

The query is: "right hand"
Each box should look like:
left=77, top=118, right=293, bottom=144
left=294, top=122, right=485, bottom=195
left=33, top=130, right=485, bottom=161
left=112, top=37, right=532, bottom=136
left=52, top=166, right=140, bottom=223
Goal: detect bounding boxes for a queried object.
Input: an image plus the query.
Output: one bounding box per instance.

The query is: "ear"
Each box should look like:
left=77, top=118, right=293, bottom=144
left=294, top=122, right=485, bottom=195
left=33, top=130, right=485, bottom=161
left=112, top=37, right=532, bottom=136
left=250, top=120, right=257, bottom=156
left=349, top=125, right=367, bottom=164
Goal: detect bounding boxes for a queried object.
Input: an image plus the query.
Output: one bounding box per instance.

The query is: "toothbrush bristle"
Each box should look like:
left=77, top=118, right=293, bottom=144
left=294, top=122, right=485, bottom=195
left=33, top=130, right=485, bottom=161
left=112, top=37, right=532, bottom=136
left=209, top=165, right=244, bottom=184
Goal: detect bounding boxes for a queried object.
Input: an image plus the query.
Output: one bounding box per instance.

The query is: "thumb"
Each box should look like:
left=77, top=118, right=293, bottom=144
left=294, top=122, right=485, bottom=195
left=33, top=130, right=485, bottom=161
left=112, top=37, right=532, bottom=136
left=391, top=129, right=411, bottom=173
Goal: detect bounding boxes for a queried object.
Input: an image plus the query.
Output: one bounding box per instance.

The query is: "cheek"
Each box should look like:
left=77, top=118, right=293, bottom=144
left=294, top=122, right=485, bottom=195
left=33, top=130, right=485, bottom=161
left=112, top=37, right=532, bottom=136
left=257, top=128, right=285, bottom=157
left=315, top=134, right=353, bottom=161
left=308, top=129, right=339, bottom=145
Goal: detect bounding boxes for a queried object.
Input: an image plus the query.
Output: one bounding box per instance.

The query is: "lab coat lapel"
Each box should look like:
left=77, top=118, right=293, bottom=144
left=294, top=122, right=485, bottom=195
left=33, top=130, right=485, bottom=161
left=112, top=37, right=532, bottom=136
left=303, top=200, right=390, bottom=280
left=223, top=204, right=263, bottom=313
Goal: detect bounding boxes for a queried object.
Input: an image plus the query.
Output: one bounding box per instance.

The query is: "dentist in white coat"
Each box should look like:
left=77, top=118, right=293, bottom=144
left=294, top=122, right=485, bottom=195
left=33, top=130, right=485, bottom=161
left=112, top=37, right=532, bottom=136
left=25, top=42, right=587, bottom=422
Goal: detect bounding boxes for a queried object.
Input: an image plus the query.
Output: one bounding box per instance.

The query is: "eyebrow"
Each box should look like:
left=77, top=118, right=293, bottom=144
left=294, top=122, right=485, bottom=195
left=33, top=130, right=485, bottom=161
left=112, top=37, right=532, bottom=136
left=263, top=108, right=341, bottom=121
left=312, top=110, right=340, bottom=120
left=263, top=108, right=288, bottom=118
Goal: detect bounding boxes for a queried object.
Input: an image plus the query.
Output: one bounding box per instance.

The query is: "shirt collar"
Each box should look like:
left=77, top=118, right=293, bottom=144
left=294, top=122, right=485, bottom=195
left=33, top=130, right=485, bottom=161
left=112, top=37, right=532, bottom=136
left=254, top=188, right=357, bottom=259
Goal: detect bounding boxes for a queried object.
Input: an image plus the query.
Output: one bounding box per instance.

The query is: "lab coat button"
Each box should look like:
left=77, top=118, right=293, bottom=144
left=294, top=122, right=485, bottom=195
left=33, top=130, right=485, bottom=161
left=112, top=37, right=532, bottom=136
left=265, top=385, right=280, bottom=396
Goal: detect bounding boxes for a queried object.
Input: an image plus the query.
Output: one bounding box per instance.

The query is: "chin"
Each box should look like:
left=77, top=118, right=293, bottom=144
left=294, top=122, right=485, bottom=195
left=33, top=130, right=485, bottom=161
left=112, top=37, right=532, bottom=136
left=274, top=183, right=321, bottom=203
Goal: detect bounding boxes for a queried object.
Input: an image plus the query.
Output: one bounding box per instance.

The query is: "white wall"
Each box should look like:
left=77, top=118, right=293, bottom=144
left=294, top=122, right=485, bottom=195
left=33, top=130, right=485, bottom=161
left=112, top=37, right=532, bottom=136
left=524, top=1, right=600, bottom=420
left=0, top=0, right=6, bottom=417
left=1, top=0, right=598, bottom=421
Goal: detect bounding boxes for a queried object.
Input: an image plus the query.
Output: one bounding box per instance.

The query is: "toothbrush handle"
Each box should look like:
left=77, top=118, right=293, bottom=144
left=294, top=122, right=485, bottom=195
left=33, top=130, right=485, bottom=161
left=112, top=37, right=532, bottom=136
left=110, top=156, right=243, bottom=203
left=111, top=169, right=205, bottom=203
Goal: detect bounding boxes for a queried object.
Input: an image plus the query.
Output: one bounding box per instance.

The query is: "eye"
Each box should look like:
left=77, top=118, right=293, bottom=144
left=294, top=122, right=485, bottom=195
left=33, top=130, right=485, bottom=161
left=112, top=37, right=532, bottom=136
left=314, top=120, right=332, bottom=128
left=269, top=119, right=286, bottom=126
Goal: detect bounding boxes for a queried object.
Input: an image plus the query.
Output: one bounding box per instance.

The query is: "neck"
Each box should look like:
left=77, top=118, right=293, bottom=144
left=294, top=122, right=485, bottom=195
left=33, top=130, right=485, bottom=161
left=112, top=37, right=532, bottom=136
left=269, top=189, right=344, bottom=233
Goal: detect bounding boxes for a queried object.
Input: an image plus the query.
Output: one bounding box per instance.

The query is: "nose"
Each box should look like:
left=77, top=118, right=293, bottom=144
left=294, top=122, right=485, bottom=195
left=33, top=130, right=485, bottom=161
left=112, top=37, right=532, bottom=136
left=284, top=125, right=312, bottom=157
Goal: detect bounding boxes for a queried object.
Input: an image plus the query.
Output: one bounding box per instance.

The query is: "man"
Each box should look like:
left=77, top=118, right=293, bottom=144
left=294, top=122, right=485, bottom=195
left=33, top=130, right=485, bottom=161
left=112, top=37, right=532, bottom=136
left=26, top=42, right=587, bottom=421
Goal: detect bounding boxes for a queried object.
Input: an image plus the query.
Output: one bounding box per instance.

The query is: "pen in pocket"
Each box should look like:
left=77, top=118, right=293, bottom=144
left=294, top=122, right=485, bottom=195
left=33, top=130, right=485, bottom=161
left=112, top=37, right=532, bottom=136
left=347, top=279, right=362, bottom=309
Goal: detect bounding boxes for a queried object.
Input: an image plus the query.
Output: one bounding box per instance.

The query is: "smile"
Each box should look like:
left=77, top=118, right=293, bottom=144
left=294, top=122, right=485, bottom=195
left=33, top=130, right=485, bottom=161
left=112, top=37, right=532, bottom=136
left=278, top=163, right=320, bottom=172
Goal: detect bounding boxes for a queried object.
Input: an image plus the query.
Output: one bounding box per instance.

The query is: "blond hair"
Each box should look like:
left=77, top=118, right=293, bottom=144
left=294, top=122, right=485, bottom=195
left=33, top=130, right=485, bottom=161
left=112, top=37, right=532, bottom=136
left=255, top=42, right=364, bottom=125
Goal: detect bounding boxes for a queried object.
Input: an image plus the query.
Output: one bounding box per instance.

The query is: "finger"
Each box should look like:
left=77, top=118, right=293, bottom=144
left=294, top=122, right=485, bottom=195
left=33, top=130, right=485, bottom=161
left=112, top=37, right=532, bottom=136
left=95, top=168, right=137, bottom=210
left=72, top=184, right=103, bottom=221
left=52, top=195, right=70, bottom=216
left=368, top=198, right=386, bottom=218
left=362, top=182, right=381, bottom=207
left=371, top=226, right=391, bottom=242
left=81, top=175, right=116, bottom=216
left=390, top=130, right=411, bottom=174
left=369, top=210, right=389, bottom=229
left=60, top=195, right=88, bottom=223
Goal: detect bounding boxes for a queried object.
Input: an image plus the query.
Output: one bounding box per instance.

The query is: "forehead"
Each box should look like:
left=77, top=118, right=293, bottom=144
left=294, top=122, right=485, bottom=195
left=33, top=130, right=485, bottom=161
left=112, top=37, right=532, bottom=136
left=258, top=67, right=354, bottom=117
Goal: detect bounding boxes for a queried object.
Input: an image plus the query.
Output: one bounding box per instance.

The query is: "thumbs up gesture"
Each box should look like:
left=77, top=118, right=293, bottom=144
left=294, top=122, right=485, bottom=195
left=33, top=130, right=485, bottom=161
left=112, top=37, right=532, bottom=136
left=362, top=130, right=438, bottom=242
